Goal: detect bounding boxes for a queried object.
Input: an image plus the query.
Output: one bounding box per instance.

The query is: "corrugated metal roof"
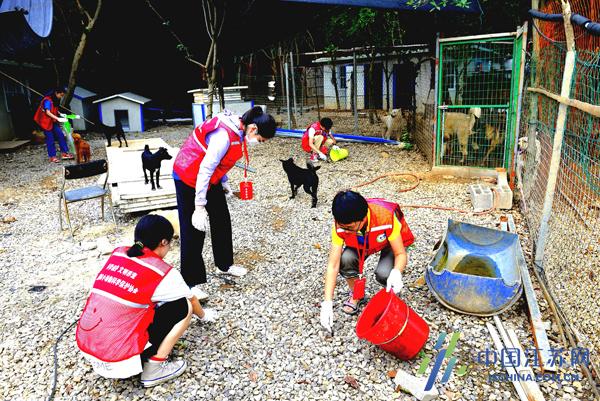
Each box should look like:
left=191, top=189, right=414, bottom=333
left=0, top=0, right=53, bottom=37
left=73, top=86, right=96, bottom=99
left=93, top=92, right=151, bottom=105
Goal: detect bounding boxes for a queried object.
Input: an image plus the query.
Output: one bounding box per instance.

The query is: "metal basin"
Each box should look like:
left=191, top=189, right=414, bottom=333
left=425, top=219, right=523, bottom=316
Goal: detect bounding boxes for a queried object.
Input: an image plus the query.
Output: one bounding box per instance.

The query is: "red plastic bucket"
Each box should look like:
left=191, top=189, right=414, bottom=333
left=239, top=180, right=253, bottom=200
left=356, top=289, right=429, bottom=360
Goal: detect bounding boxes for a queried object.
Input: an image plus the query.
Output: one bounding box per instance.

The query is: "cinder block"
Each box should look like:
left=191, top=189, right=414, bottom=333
left=495, top=184, right=513, bottom=210
left=394, top=369, right=439, bottom=400
left=468, top=184, right=494, bottom=212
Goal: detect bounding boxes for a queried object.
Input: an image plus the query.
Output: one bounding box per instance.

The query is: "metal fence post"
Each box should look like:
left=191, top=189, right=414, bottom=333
left=433, top=33, right=440, bottom=166
left=290, top=51, right=298, bottom=117
left=284, top=61, right=292, bottom=129
left=353, top=50, right=358, bottom=134
left=534, top=1, right=577, bottom=266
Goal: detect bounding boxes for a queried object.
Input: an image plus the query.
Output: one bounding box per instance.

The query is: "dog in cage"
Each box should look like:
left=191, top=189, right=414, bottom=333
left=482, top=124, right=503, bottom=164
left=441, top=107, right=482, bottom=164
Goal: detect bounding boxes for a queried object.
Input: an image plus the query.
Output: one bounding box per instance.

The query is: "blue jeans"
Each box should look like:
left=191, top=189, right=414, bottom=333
left=44, top=124, right=69, bottom=157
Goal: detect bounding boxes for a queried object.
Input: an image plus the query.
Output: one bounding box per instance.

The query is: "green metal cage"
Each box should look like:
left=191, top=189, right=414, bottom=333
left=435, top=30, right=526, bottom=170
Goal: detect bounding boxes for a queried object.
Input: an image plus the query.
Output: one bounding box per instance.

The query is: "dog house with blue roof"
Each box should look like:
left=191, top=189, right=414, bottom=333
left=93, top=92, right=151, bottom=132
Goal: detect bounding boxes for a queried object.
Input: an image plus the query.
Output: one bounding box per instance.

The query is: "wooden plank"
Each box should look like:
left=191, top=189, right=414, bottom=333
left=0, top=140, right=29, bottom=152
left=507, top=214, right=516, bottom=233
left=486, top=322, right=529, bottom=401
left=120, top=201, right=178, bottom=214
left=119, top=196, right=176, bottom=209
left=527, top=86, right=600, bottom=118
left=500, top=219, right=557, bottom=373
left=494, top=316, right=546, bottom=401
left=105, top=138, right=179, bottom=184
left=506, top=327, right=547, bottom=401
left=117, top=179, right=176, bottom=198
left=515, top=241, right=558, bottom=372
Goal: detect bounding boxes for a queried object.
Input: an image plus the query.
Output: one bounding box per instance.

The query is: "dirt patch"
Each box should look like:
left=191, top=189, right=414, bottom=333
left=270, top=205, right=286, bottom=232
left=40, top=174, right=59, bottom=192
left=236, top=249, right=267, bottom=270
left=0, top=187, right=21, bottom=203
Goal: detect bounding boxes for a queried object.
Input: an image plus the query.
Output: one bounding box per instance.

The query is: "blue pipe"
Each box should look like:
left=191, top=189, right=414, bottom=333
left=275, top=128, right=401, bottom=145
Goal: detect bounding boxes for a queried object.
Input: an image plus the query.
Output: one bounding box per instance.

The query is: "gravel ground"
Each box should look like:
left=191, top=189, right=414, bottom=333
left=0, top=125, right=594, bottom=400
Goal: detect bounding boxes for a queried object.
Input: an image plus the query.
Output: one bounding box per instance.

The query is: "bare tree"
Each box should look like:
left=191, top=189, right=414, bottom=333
left=326, top=45, right=341, bottom=109
left=201, top=0, right=226, bottom=118
left=62, top=0, right=103, bottom=107
left=145, top=0, right=206, bottom=69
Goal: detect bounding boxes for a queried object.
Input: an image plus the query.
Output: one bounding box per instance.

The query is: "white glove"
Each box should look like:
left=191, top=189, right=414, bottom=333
left=222, top=181, right=233, bottom=198
left=56, top=117, right=67, bottom=123
left=318, top=152, right=327, bottom=161
left=386, top=269, right=404, bottom=293
left=198, top=308, right=218, bottom=322
left=320, top=300, right=334, bottom=333
left=332, top=145, right=340, bottom=151
left=191, top=206, right=209, bottom=231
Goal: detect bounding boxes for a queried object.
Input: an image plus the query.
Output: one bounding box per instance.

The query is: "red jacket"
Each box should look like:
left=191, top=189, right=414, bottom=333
left=335, top=199, right=415, bottom=256
left=173, top=115, right=244, bottom=188
left=76, top=247, right=172, bottom=362
left=33, top=96, right=58, bottom=131
left=302, top=121, right=328, bottom=152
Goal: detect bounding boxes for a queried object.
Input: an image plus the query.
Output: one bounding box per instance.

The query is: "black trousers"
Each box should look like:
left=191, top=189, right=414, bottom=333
left=175, top=179, right=234, bottom=286
left=141, top=298, right=189, bottom=362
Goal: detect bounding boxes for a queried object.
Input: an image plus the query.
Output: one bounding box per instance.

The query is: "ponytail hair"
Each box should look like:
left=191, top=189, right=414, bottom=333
left=241, top=106, right=276, bottom=138
left=127, top=214, right=174, bottom=257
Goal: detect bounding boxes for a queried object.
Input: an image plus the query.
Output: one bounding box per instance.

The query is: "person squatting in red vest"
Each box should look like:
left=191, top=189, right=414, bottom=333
left=32, top=87, right=74, bottom=163
left=76, top=215, right=218, bottom=387
left=172, top=107, right=276, bottom=301
left=319, top=190, right=415, bottom=333
left=301, top=117, right=337, bottom=163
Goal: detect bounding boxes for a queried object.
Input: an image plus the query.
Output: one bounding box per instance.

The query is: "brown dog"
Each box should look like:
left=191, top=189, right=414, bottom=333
left=72, top=133, right=91, bottom=164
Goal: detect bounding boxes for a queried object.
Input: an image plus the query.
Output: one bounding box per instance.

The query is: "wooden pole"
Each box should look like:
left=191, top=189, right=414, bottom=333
left=534, top=0, right=576, bottom=265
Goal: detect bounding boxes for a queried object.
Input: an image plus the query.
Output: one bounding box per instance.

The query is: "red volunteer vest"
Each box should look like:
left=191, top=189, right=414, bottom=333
left=301, top=121, right=327, bottom=152
left=335, top=199, right=415, bottom=256
left=33, top=96, right=58, bottom=131
left=76, top=247, right=173, bottom=362
left=173, top=115, right=244, bottom=188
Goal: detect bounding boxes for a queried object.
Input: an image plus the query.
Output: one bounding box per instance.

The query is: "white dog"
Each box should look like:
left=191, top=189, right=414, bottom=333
left=516, top=136, right=542, bottom=191
left=382, top=109, right=408, bottom=141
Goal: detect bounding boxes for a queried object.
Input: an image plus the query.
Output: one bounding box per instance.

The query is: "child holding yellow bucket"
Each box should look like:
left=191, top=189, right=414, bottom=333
left=320, top=190, right=415, bottom=332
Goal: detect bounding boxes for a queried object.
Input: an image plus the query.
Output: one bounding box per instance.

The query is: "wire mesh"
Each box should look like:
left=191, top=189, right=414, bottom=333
left=520, top=15, right=600, bottom=368
left=237, top=48, right=433, bottom=145
left=436, top=38, right=517, bottom=169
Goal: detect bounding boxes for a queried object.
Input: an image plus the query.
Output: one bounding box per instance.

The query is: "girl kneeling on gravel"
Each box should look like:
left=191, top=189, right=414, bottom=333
left=76, top=215, right=217, bottom=387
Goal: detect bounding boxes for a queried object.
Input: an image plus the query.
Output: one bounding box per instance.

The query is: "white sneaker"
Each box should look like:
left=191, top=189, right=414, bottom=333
left=217, top=265, right=247, bottom=277
left=190, top=286, right=209, bottom=301
left=141, top=359, right=187, bottom=387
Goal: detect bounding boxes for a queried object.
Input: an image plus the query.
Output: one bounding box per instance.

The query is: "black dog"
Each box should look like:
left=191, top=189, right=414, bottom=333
left=102, top=120, right=128, bottom=148
left=280, top=157, right=320, bottom=208
left=142, top=145, right=172, bottom=190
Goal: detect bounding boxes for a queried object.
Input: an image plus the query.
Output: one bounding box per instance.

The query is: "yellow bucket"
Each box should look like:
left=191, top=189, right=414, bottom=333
left=330, top=147, right=349, bottom=162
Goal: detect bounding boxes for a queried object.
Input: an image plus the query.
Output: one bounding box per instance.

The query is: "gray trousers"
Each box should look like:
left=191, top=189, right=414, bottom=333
left=339, top=247, right=394, bottom=286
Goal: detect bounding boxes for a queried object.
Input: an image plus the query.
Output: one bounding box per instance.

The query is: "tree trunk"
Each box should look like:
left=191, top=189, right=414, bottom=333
left=330, top=62, right=340, bottom=110
left=63, top=0, right=102, bottom=107
left=383, top=61, right=393, bottom=111
left=205, top=41, right=215, bottom=118
left=367, top=51, right=377, bottom=124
